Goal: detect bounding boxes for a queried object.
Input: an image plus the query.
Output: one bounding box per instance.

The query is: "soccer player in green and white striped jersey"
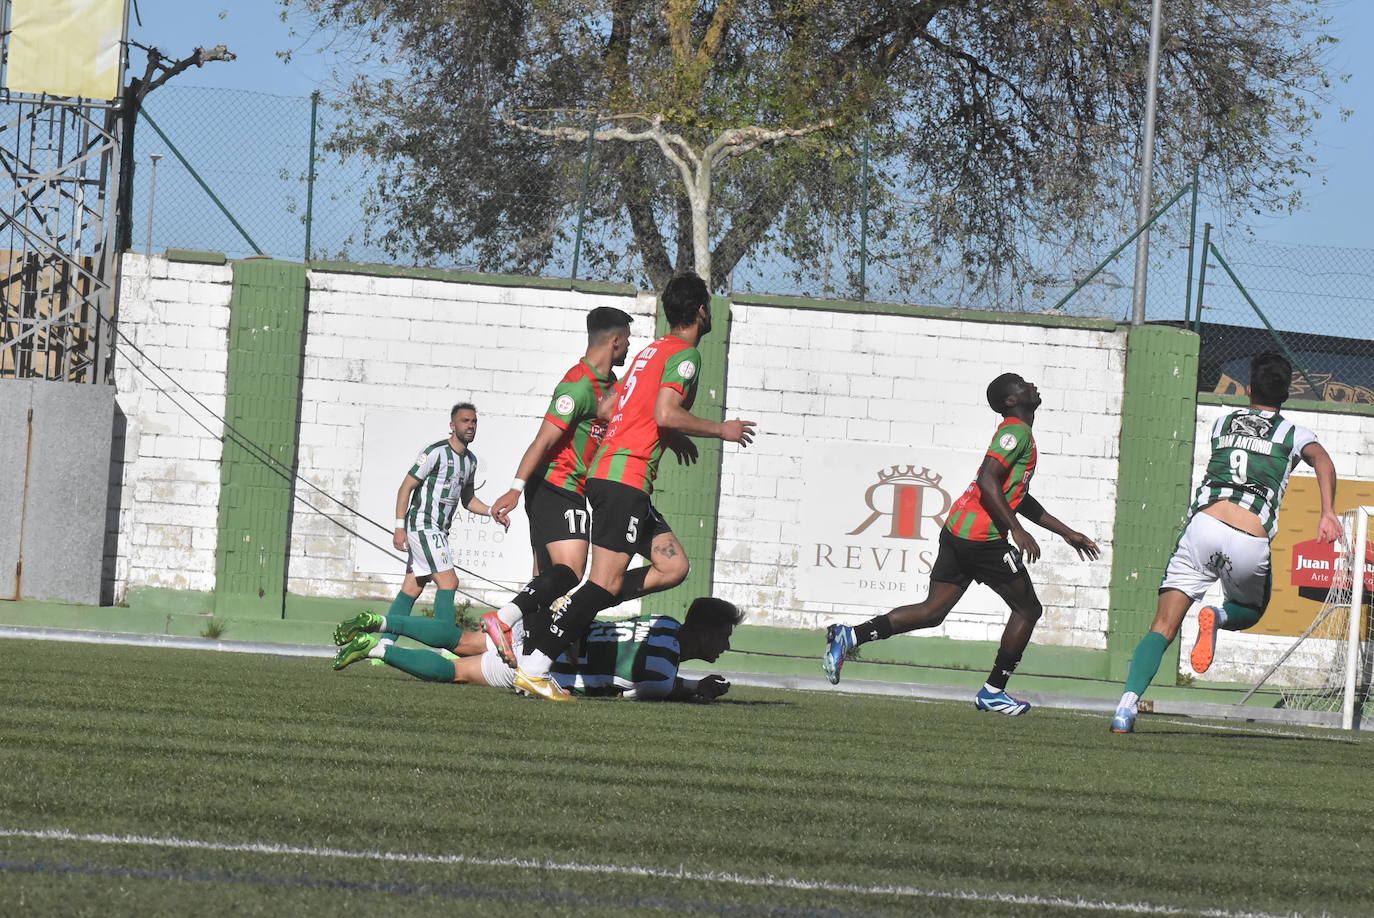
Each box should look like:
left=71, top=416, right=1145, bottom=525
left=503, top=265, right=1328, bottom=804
left=332, top=597, right=742, bottom=702
left=1111, top=353, right=1341, bottom=733
left=384, top=403, right=505, bottom=642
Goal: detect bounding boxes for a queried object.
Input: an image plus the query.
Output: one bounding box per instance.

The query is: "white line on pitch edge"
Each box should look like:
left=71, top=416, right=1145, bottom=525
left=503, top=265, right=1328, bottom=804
left=0, top=827, right=1336, bottom=918
left=1061, top=708, right=1358, bottom=743
left=1152, top=717, right=1359, bottom=741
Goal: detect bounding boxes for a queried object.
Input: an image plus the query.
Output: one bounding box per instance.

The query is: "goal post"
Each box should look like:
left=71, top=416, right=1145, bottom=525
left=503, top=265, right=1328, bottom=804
left=1240, top=505, right=1373, bottom=730
left=1341, top=505, right=1372, bottom=730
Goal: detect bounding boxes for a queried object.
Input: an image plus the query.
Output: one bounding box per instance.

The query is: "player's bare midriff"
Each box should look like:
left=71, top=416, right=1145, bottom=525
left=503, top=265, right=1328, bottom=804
left=1200, top=500, right=1267, bottom=538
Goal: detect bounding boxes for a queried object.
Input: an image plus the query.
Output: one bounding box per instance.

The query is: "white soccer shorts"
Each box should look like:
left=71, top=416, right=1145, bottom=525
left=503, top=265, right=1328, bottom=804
left=406, top=529, right=454, bottom=578
left=1159, top=511, right=1271, bottom=609
left=478, top=621, right=576, bottom=693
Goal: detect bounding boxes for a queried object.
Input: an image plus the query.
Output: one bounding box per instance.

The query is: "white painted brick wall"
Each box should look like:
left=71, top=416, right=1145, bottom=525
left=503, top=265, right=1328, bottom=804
left=110, top=259, right=1374, bottom=679
left=286, top=273, right=652, bottom=605
left=109, top=254, right=232, bottom=597
left=718, top=306, right=1127, bottom=649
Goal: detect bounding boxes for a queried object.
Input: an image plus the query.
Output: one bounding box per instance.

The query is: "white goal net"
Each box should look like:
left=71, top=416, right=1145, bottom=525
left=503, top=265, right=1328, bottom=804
left=1240, top=506, right=1374, bottom=729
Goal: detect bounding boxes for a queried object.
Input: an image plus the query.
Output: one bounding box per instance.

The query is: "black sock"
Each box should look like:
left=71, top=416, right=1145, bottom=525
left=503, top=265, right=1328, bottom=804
left=615, top=565, right=681, bottom=602
left=986, top=651, right=1020, bottom=691
left=853, top=614, right=893, bottom=647
left=533, top=582, right=617, bottom=660
left=513, top=564, right=580, bottom=616
left=521, top=605, right=552, bottom=655
left=616, top=566, right=651, bottom=601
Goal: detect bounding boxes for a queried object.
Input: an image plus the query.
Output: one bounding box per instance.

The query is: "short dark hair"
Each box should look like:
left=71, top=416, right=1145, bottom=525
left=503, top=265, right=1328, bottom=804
left=683, top=596, right=745, bottom=630
left=450, top=402, right=477, bottom=418
left=1250, top=352, right=1292, bottom=406
left=986, top=373, right=1022, bottom=413
left=586, top=306, right=633, bottom=344
left=662, top=273, right=709, bottom=328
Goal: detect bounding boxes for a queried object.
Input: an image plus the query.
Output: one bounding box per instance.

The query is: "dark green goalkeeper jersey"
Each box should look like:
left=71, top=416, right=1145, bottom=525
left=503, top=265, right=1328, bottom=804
left=549, top=615, right=682, bottom=699
left=1189, top=407, right=1317, bottom=540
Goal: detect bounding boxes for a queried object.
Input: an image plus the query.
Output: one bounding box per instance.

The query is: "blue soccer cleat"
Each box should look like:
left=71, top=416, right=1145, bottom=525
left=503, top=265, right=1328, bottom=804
left=1110, top=707, right=1137, bottom=733
left=974, top=687, right=1031, bottom=716
left=822, top=624, right=857, bottom=685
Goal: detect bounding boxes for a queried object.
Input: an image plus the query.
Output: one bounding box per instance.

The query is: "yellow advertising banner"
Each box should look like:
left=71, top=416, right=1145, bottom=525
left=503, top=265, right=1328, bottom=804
left=1259, top=476, right=1374, bottom=637
left=5, top=0, right=126, bottom=100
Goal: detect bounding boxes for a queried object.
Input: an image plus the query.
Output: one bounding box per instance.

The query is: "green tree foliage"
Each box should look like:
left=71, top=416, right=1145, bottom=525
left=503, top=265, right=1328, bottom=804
left=285, top=0, right=1340, bottom=294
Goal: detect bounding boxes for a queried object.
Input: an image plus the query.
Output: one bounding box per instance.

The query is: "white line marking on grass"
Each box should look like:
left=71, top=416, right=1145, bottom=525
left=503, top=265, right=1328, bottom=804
left=1063, top=708, right=1359, bottom=743
left=1152, top=718, right=1359, bottom=742
left=0, top=827, right=1336, bottom=918
left=0, top=626, right=332, bottom=659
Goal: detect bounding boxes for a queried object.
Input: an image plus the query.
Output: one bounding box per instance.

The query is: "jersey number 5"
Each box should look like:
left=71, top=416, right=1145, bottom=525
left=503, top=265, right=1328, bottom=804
left=619, top=349, right=656, bottom=409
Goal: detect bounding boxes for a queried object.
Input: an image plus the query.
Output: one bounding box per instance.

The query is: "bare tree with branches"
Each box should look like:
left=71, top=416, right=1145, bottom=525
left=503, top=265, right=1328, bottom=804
left=285, top=0, right=1342, bottom=297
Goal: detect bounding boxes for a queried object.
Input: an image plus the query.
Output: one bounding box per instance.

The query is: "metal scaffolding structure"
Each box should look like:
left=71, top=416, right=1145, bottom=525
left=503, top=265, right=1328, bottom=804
left=0, top=92, right=125, bottom=384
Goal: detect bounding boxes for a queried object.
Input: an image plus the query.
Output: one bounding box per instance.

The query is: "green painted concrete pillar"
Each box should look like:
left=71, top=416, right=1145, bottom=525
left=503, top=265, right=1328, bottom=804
left=214, top=260, right=308, bottom=618
left=1105, top=325, right=1201, bottom=681
left=641, top=294, right=731, bottom=617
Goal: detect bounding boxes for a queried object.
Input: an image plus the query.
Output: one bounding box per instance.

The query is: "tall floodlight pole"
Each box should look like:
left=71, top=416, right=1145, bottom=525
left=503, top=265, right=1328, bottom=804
left=1130, top=0, right=1165, bottom=326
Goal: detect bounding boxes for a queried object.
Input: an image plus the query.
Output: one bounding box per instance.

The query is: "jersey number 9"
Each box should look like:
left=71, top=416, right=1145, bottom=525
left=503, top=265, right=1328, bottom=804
left=1229, top=449, right=1248, bottom=484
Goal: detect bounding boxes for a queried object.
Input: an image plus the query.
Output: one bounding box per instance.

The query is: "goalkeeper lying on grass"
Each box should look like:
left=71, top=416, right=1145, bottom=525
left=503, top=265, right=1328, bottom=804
left=332, top=596, right=741, bottom=701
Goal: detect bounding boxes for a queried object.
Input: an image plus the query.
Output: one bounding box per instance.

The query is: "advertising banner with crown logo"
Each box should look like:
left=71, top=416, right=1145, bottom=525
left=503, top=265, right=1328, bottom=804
left=798, top=442, right=984, bottom=606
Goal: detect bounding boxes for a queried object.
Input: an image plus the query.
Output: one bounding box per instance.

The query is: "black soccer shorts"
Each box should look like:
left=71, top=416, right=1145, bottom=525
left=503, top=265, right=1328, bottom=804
left=929, top=527, right=1032, bottom=588
left=584, top=478, right=673, bottom=558
left=525, top=477, right=590, bottom=550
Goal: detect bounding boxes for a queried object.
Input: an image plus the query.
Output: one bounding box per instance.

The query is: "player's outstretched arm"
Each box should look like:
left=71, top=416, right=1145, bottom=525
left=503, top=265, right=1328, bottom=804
left=462, top=493, right=509, bottom=531
left=393, top=475, right=421, bottom=550
left=975, top=457, right=1040, bottom=562
left=653, top=388, right=756, bottom=445
left=491, top=419, right=566, bottom=526
left=667, top=674, right=731, bottom=701
left=1301, top=441, right=1342, bottom=543
left=1016, top=495, right=1100, bottom=561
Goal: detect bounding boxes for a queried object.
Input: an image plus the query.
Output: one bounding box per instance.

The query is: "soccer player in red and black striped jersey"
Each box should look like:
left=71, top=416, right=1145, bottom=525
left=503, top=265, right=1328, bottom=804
left=483, top=307, right=634, bottom=661
left=823, top=373, right=1100, bottom=715
left=513, top=272, right=756, bottom=700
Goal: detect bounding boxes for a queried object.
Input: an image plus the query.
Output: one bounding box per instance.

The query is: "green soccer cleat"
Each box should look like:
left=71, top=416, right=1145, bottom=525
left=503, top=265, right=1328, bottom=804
left=334, top=611, right=384, bottom=646
left=333, top=632, right=381, bottom=670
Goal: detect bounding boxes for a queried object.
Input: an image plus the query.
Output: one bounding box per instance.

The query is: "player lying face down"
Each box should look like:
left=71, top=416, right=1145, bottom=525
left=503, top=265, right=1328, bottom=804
left=332, top=596, right=743, bottom=702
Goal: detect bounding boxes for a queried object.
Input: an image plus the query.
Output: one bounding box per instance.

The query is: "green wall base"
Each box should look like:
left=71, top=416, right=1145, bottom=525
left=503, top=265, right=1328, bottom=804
left=1105, top=325, right=1201, bottom=682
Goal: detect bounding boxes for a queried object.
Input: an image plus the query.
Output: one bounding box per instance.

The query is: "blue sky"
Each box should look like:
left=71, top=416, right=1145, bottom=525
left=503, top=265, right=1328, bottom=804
left=128, top=0, right=1371, bottom=251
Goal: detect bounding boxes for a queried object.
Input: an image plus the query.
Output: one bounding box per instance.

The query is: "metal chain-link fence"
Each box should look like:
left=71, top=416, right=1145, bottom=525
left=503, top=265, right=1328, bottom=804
left=1188, top=233, right=1374, bottom=404
left=130, top=85, right=1372, bottom=401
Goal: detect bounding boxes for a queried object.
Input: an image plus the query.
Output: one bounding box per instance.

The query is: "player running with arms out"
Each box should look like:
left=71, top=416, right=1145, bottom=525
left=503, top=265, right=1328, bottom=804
left=332, top=597, right=742, bottom=702
left=385, top=403, right=507, bottom=644
left=1110, top=352, right=1340, bottom=733
left=481, top=306, right=634, bottom=665
left=823, top=373, right=1100, bottom=716
left=514, top=272, right=756, bottom=701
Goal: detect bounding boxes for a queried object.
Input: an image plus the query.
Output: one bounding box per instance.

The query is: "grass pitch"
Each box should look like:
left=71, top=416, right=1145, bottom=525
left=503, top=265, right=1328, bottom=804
left=0, top=639, right=1370, bottom=917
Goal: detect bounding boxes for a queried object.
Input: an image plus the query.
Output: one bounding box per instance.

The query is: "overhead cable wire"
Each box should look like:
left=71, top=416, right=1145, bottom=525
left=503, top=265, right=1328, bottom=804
left=118, top=353, right=495, bottom=610
left=106, top=316, right=514, bottom=599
